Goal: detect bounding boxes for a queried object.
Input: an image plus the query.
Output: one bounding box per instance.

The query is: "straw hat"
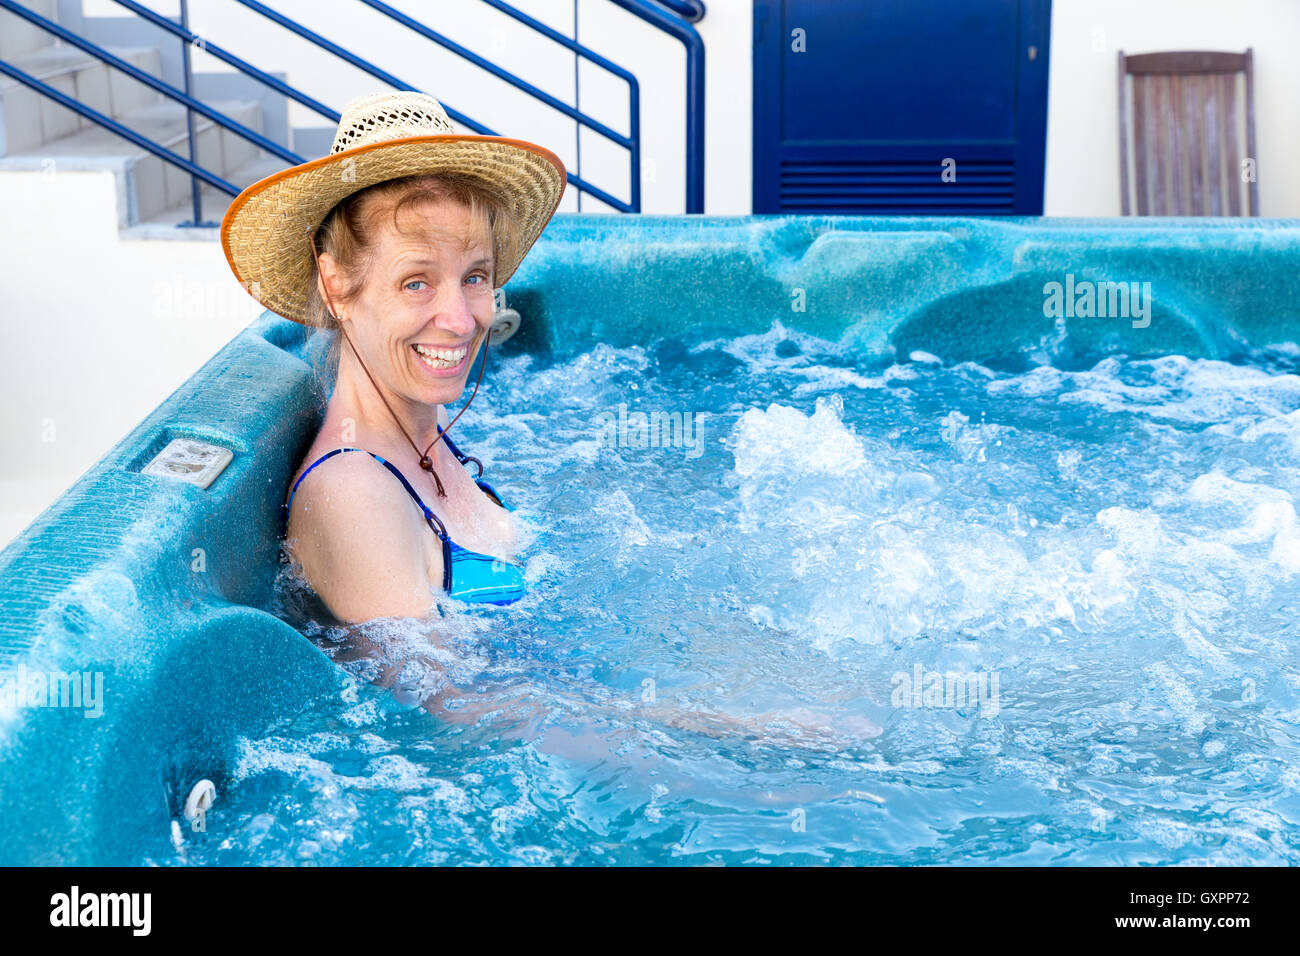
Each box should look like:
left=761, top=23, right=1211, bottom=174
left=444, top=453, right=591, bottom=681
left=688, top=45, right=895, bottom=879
left=220, top=90, right=567, bottom=325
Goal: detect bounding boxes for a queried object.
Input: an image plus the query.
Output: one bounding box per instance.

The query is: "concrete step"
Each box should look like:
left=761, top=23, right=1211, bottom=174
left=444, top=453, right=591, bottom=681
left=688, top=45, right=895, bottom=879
left=144, top=155, right=288, bottom=233
left=0, top=43, right=162, bottom=153
left=290, top=125, right=334, bottom=160
left=191, top=69, right=293, bottom=151
left=0, top=0, right=58, bottom=61
left=0, top=97, right=269, bottom=224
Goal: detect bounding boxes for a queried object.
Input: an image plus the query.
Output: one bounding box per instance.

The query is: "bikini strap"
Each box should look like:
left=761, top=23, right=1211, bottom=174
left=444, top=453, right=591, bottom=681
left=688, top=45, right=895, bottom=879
left=437, top=423, right=483, bottom=477
left=284, top=448, right=453, bottom=592
left=436, top=423, right=507, bottom=508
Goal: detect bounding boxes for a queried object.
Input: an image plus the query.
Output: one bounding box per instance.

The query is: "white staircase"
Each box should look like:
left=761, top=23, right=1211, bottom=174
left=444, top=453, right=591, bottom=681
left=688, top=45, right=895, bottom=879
left=0, top=0, right=287, bottom=233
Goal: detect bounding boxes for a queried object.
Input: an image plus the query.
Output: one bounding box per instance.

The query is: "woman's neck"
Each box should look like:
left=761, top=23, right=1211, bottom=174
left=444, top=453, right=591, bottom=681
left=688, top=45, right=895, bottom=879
left=332, top=357, right=445, bottom=454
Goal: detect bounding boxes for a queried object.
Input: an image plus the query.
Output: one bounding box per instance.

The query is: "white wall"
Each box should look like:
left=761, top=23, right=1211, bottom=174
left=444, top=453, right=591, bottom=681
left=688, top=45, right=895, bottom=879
left=1046, top=0, right=1300, bottom=216
left=0, top=169, right=257, bottom=546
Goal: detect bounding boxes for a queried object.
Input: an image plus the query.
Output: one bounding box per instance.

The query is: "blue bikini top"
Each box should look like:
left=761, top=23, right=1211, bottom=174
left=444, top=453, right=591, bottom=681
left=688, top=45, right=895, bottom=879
left=284, top=424, right=526, bottom=606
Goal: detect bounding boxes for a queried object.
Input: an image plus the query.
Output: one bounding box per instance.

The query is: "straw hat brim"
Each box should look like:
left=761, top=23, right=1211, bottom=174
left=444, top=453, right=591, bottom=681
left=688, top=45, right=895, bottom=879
left=220, top=134, right=567, bottom=325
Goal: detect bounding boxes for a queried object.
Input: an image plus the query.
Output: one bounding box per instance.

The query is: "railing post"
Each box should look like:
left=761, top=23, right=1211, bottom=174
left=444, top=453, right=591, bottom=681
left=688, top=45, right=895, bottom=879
left=177, top=0, right=214, bottom=227
left=607, top=0, right=705, bottom=213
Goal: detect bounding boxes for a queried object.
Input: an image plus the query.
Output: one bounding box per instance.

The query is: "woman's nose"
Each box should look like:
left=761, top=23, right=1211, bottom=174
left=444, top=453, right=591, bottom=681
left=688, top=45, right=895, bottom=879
left=433, top=284, right=479, bottom=335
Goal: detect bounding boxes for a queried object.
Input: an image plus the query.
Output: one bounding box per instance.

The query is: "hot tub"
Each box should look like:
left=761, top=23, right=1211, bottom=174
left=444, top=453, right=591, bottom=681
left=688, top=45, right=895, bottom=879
left=3, top=215, right=1299, bottom=865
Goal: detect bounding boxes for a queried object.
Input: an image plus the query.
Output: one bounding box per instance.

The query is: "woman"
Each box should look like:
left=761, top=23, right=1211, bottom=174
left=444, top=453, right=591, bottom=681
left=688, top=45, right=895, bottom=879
left=221, top=91, right=566, bottom=624
left=222, top=92, right=872, bottom=750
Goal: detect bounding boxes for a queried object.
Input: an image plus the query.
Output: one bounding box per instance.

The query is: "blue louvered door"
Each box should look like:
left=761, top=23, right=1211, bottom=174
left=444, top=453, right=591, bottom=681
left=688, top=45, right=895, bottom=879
left=752, top=0, right=1052, bottom=214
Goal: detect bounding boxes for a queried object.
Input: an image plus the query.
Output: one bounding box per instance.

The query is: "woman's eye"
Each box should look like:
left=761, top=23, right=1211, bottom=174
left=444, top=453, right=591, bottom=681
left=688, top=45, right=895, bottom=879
left=465, top=274, right=487, bottom=286
left=404, top=280, right=427, bottom=291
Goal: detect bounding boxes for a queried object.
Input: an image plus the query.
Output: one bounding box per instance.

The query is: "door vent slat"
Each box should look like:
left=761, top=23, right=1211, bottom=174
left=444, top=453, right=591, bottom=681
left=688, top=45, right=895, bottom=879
left=778, top=158, right=1017, bottom=214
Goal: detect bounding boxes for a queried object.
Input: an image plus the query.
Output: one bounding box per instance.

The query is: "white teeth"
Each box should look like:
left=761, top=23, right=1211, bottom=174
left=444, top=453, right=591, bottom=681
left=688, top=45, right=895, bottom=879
left=413, top=344, right=467, bottom=370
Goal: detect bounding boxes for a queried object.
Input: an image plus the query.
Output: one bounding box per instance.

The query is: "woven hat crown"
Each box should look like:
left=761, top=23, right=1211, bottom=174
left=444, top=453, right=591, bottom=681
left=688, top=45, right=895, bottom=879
left=330, top=91, right=458, bottom=154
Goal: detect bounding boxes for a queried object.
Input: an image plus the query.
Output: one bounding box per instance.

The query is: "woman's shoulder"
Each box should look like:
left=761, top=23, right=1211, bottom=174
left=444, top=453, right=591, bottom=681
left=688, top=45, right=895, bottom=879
left=285, top=447, right=441, bottom=622
left=286, top=446, right=436, bottom=560
left=290, top=443, right=371, bottom=494
left=288, top=445, right=418, bottom=520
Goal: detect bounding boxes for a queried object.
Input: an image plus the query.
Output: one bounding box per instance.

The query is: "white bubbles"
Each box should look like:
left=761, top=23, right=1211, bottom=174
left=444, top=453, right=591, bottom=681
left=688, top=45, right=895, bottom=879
left=1056, top=449, right=1083, bottom=481
left=691, top=318, right=829, bottom=368
left=728, top=394, right=868, bottom=481
left=991, top=353, right=1300, bottom=425
left=937, top=410, right=1013, bottom=462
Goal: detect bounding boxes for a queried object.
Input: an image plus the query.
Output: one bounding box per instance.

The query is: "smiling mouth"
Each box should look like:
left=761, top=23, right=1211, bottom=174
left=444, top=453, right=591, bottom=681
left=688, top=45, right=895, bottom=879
left=412, top=343, right=469, bottom=371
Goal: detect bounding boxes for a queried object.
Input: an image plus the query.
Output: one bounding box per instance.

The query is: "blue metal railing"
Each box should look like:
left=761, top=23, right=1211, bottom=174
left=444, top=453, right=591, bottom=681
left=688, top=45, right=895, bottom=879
left=652, top=0, right=706, bottom=23
left=227, top=0, right=647, bottom=212
left=610, top=0, right=706, bottom=213
left=0, top=0, right=300, bottom=171
left=110, top=0, right=340, bottom=126
left=0, top=57, right=238, bottom=196
left=364, top=0, right=643, bottom=212
left=0, top=0, right=705, bottom=219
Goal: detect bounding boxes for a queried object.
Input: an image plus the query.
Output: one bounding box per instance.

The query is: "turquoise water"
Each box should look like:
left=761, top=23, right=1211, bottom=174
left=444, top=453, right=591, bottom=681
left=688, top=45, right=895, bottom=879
left=159, top=322, right=1300, bottom=865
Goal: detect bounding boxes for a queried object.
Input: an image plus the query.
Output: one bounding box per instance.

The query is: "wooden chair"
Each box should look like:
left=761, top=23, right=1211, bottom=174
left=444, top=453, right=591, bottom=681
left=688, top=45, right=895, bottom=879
left=1117, top=49, right=1259, bottom=215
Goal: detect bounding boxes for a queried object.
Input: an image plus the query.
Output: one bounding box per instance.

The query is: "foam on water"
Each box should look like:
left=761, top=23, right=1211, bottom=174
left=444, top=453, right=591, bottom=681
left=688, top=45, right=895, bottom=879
left=162, top=322, right=1300, bottom=865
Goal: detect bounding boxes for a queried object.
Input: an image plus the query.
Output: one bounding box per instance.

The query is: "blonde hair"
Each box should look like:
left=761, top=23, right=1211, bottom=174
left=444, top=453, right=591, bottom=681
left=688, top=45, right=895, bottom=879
left=303, top=173, right=523, bottom=394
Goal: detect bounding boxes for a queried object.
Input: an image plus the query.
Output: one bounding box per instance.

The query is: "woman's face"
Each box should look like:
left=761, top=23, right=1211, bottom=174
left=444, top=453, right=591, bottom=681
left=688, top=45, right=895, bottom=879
left=335, top=196, right=497, bottom=409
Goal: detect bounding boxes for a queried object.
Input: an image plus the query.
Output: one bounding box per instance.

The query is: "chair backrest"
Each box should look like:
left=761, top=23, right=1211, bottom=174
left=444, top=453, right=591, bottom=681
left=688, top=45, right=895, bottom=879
left=1118, top=49, right=1258, bottom=216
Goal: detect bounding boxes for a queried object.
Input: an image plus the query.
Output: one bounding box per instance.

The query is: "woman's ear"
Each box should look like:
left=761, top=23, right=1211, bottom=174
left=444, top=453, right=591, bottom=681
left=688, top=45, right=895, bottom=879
left=316, top=252, right=346, bottom=321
